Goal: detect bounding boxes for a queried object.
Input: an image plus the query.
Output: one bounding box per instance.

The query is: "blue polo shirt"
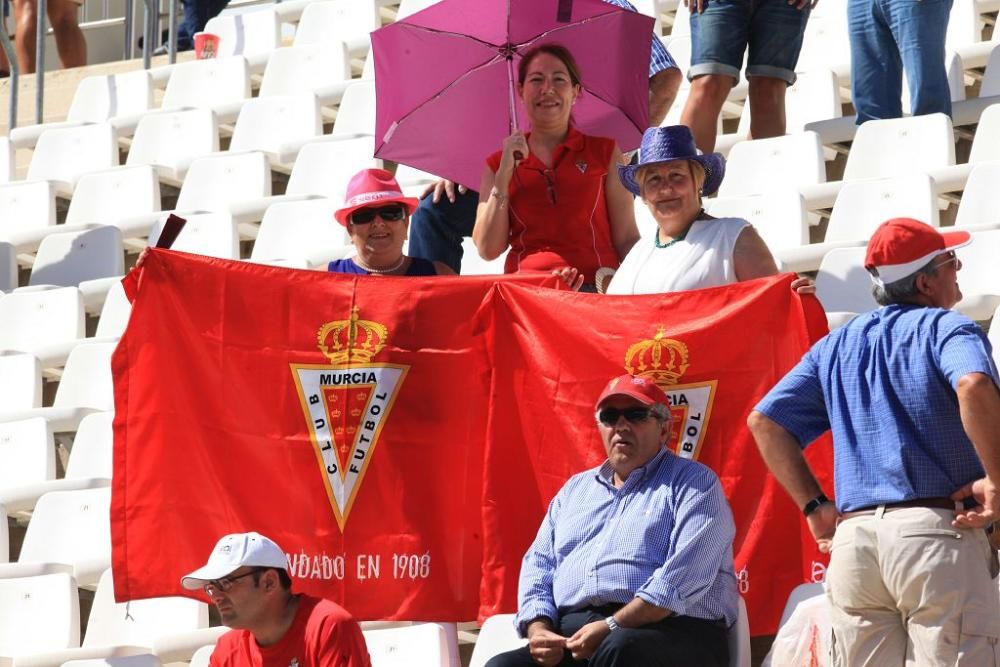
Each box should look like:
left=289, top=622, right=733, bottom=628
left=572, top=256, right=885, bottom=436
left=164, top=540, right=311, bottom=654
left=755, top=304, right=999, bottom=512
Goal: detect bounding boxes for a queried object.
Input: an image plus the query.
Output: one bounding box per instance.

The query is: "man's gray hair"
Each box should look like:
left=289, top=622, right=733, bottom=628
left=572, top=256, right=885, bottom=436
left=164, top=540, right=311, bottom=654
left=870, top=257, right=940, bottom=306
left=650, top=402, right=671, bottom=422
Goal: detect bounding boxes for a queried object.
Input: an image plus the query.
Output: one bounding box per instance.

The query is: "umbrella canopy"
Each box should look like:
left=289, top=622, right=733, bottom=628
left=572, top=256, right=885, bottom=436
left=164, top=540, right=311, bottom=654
left=372, top=0, right=653, bottom=190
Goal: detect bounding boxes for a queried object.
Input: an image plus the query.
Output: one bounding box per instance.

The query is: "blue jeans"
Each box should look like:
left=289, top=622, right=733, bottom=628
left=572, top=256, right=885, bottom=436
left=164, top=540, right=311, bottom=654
left=407, top=189, right=479, bottom=274
left=848, top=0, right=953, bottom=123
left=688, top=0, right=811, bottom=85
left=177, top=0, right=230, bottom=50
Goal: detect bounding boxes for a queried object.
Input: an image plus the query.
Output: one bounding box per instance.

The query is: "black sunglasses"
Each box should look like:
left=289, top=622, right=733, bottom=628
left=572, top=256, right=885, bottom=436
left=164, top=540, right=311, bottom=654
left=596, top=407, right=653, bottom=427
left=203, top=568, right=260, bottom=596
left=350, top=205, right=406, bottom=225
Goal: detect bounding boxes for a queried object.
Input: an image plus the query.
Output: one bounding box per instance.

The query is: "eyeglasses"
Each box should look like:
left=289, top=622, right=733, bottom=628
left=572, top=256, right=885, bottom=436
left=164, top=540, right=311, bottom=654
left=203, top=569, right=260, bottom=596
left=930, top=251, right=960, bottom=271
left=596, top=407, right=653, bottom=427
left=350, top=205, right=406, bottom=225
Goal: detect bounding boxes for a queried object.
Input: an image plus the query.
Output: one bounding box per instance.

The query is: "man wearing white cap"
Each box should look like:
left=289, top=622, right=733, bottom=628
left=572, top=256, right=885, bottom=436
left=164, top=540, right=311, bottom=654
left=181, top=532, right=370, bottom=667
left=748, top=218, right=1000, bottom=665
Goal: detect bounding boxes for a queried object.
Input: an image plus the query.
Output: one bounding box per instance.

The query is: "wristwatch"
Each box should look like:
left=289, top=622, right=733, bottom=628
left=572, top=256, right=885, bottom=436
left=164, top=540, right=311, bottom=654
left=802, top=494, right=831, bottom=517
left=604, top=615, right=620, bottom=632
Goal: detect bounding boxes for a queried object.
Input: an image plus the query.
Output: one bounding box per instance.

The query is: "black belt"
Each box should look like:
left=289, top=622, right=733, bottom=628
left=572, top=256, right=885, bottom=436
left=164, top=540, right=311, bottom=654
left=841, top=497, right=955, bottom=519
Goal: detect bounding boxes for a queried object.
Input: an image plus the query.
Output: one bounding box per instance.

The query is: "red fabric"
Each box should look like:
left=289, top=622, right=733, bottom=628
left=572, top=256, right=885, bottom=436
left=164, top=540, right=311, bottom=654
left=485, top=127, right=620, bottom=283
left=208, top=595, right=370, bottom=667
left=113, top=252, right=832, bottom=635
left=474, top=276, right=834, bottom=635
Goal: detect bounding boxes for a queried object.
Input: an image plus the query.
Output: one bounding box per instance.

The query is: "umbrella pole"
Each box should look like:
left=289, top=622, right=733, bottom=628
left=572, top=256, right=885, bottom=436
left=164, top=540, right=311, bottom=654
left=506, top=55, right=519, bottom=134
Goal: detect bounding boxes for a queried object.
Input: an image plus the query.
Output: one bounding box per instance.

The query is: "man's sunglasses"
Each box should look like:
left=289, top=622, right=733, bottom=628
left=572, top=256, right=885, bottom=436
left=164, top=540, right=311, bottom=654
left=203, top=568, right=260, bottom=596
left=596, top=407, right=654, bottom=427
left=350, top=205, right=406, bottom=225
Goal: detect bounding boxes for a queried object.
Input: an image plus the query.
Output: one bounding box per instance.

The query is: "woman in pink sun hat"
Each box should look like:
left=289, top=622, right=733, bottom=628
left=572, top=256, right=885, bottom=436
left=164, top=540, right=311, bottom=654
left=330, top=169, right=456, bottom=276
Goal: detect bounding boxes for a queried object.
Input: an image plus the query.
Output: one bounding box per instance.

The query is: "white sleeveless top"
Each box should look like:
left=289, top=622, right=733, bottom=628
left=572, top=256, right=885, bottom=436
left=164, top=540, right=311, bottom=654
left=606, top=217, right=750, bottom=295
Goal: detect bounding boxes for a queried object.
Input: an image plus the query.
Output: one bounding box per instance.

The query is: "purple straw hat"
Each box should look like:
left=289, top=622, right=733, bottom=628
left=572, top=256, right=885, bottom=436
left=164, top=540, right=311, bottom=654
left=618, top=126, right=726, bottom=197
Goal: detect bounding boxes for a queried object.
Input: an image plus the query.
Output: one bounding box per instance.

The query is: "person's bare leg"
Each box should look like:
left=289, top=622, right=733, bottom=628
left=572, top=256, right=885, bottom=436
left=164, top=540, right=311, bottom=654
left=47, top=0, right=86, bottom=69
left=679, top=73, right=732, bottom=152
left=747, top=76, right=787, bottom=140
left=12, top=0, right=38, bottom=74
left=648, top=67, right=682, bottom=127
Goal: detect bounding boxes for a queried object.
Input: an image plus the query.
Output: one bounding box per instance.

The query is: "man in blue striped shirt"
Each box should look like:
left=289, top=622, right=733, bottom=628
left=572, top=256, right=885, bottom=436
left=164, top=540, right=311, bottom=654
left=487, top=374, right=738, bottom=667
left=749, top=218, right=1000, bottom=665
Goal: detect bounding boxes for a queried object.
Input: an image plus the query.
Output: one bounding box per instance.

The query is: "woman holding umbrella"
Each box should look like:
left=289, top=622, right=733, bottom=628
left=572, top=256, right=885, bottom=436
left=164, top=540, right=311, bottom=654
left=473, top=43, right=639, bottom=292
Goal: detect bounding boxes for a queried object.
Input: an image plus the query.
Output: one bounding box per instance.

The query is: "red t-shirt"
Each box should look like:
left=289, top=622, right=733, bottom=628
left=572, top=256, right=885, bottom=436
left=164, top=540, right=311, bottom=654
left=486, top=126, right=620, bottom=283
left=209, top=595, right=371, bottom=667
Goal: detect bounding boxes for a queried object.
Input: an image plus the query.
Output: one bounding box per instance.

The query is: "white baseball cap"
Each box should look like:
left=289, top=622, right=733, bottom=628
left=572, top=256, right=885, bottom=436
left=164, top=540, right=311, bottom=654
left=180, top=532, right=289, bottom=590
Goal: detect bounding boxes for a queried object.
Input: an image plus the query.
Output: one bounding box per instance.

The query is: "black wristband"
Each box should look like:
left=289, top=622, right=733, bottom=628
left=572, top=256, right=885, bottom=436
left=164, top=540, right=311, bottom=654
left=802, top=494, right=830, bottom=517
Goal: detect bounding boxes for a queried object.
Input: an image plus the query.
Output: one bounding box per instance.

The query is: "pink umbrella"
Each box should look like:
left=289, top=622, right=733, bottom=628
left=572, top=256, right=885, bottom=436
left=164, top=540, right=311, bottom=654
left=372, top=0, right=653, bottom=190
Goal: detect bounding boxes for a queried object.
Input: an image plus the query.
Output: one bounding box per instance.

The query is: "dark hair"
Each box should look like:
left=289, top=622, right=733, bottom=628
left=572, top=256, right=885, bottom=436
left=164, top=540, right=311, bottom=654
left=517, top=43, right=583, bottom=87
left=252, top=567, right=293, bottom=591
left=870, top=257, right=939, bottom=306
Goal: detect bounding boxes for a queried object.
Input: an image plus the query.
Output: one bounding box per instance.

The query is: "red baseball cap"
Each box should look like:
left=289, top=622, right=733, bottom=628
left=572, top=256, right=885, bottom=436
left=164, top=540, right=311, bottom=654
left=334, top=168, right=420, bottom=226
left=595, top=374, right=670, bottom=410
left=864, top=218, right=971, bottom=286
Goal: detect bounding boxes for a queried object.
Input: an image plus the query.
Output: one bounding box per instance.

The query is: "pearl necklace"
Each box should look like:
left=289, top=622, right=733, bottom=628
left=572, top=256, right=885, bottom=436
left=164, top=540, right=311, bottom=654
left=355, top=256, right=406, bottom=274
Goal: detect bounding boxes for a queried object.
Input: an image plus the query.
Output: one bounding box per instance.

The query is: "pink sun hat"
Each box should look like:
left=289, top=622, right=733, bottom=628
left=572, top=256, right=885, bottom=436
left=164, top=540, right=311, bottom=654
left=864, top=218, right=971, bottom=286
left=334, top=168, right=420, bottom=226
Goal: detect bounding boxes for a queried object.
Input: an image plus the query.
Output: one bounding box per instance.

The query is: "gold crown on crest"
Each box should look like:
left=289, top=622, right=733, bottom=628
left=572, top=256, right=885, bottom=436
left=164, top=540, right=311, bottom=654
left=624, top=327, right=689, bottom=387
left=316, top=307, right=388, bottom=366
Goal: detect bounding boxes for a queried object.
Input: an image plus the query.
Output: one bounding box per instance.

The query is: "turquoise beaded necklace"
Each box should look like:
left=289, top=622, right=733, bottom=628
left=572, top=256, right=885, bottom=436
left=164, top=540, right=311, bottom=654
left=653, top=208, right=707, bottom=249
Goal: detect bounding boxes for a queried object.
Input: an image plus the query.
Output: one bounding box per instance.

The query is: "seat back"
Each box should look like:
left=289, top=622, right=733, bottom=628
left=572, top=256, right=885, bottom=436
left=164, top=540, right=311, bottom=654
left=65, top=412, right=114, bottom=480
left=175, top=152, right=271, bottom=211
left=362, top=623, right=451, bottom=667
left=67, top=71, right=154, bottom=123
left=396, top=0, right=441, bottom=20
left=203, top=8, right=280, bottom=60
left=0, top=352, right=43, bottom=410
left=27, top=123, right=119, bottom=188
left=83, top=569, right=208, bottom=648
left=825, top=174, right=939, bottom=243
left=778, top=582, right=825, bottom=628
left=258, top=44, right=351, bottom=97
left=286, top=135, right=380, bottom=200
left=468, top=614, right=525, bottom=667
left=815, top=246, right=879, bottom=314
left=126, top=108, right=220, bottom=176
left=0, top=571, right=81, bottom=655
left=65, top=165, right=161, bottom=227
left=0, top=417, right=54, bottom=492
left=228, top=94, right=323, bottom=156
left=294, top=0, right=380, bottom=46
left=955, top=162, right=1000, bottom=228
left=969, top=104, right=1000, bottom=164
left=29, top=226, right=125, bottom=288
left=148, top=212, right=240, bottom=260
left=0, top=136, right=12, bottom=183
left=52, top=341, right=117, bottom=411
left=332, top=81, right=376, bottom=137
left=460, top=237, right=508, bottom=275
left=161, top=57, right=251, bottom=112
left=251, top=199, right=346, bottom=265
left=719, top=132, right=826, bottom=197
left=0, top=180, right=56, bottom=236
left=843, top=114, right=955, bottom=181
left=981, top=44, right=1000, bottom=97
left=956, top=229, right=1000, bottom=299
left=727, top=596, right=751, bottom=667
left=95, top=280, right=132, bottom=338
left=0, top=286, right=85, bottom=353
left=0, top=241, right=15, bottom=292
left=19, top=487, right=112, bottom=571
left=706, top=190, right=809, bottom=251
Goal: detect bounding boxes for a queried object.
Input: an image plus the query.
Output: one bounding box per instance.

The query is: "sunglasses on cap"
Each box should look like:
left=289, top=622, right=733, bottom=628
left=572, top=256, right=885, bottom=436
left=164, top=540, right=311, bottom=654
left=350, top=205, right=406, bottom=225
left=596, top=406, right=654, bottom=427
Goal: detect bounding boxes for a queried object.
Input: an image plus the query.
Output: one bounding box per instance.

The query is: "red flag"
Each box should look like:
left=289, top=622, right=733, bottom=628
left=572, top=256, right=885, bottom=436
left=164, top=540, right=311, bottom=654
left=474, top=275, right=833, bottom=635
left=112, top=249, right=558, bottom=619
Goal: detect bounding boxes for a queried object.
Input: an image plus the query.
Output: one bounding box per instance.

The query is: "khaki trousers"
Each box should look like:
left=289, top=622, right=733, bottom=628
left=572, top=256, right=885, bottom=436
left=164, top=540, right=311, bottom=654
left=826, top=507, right=1000, bottom=666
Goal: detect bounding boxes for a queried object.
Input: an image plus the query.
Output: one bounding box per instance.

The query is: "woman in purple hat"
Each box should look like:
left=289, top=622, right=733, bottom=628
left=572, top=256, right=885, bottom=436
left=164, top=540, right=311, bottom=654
left=330, top=169, right=456, bottom=276
left=604, top=125, right=811, bottom=295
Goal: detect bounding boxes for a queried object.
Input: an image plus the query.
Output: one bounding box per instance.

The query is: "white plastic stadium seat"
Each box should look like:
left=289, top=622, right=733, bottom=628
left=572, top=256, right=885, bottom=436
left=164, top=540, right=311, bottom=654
left=777, top=582, right=825, bottom=629
left=460, top=237, right=508, bottom=275
left=468, top=615, right=524, bottom=667
left=954, top=229, right=1000, bottom=320
left=718, top=132, right=826, bottom=199
left=0, top=287, right=85, bottom=356
left=203, top=7, right=280, bottom=70
left=26, top=123, right=119, bottom=198
left=705, top=190, right=809, bottom=254
left=362, top=623, right=452, bottom=667
left=0, top=569, right=81, bottom=658
left=0, top=341, right=116, bottom=433
left=0, top=418, right=55, bottom=501
left=293, top=0, right=380, bottom=58
left=28, top=226, right=124, bottom=289
left=728, top=596, right=751, bottom=667
left=10, top=71, right=153, bottom=150
left=954, top=163, right=1000, bottom=229
left=187, top=645, right=215, bottom=667
left=0, top=411, right=112, bottom=517
left=257, top=44, right=352, bottom=106
left=175, top=151, right=272, bottom=214
left=147, top=212, right=240, bottom=260
left=62, top=656, right=162, bottom=667
left=156, top=56, right=251, bottom=127
left=332, top=81, right=376, bottom=137
left=0, top=242, right=15, bottom=292
left=250, top=199, right=350, bottom=267
left=125, top=109, right=220, bottom=186
left=0, top=137, right=12, bottom=183
left=396, top=0, right=440, bottom=20
left=11, top=568, right=208, bottom=667
left=815, top=246, right=877, bottom=328
left=981, top=44, right=1000, bottom=97
left=928, top=104, right=1000, bottom=194
left=228, top=94, right=323, bottom=167
left=0, top=181, right=57, bottom=244
left=0, top=353, right=42, bottom=410
left=0, top=487, right=112, bottom=587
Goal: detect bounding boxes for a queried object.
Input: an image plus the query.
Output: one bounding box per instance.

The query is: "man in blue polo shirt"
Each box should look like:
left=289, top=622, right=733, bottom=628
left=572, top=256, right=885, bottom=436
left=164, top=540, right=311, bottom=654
left=748, top=217, right=1000, bottom=666
left=488, top=374, right=737, bottom=667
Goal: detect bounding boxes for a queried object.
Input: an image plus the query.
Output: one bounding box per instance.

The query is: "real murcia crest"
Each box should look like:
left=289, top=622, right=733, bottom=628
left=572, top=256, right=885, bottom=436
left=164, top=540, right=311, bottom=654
left=290, top=308, right=408, bottom=531
left=623, top=327, right=717, bottom=460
